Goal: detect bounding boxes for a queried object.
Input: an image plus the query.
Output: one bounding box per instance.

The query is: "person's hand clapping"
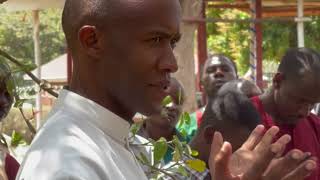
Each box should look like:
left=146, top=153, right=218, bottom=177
left=209, top=125, right=317, bottom=180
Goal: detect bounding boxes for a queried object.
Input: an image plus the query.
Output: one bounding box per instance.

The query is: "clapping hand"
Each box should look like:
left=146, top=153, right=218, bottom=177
left=209, top=125, right=317, bottom=180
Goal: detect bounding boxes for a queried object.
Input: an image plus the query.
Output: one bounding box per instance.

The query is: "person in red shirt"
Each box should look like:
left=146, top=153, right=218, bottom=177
left=251, top=47, right=320, bottom=180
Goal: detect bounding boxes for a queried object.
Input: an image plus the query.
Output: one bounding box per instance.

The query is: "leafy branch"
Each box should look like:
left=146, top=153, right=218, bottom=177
left=129, top=96, right=206, bottom=179
left=0, top=49, right=59, bottom=136
left=0, top=49, right=58, bottom=98
left=17, top=104, right=36, bottom=135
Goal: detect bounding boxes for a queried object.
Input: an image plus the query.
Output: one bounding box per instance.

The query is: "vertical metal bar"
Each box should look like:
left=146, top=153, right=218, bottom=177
left=32, top=10, right=42, bottom=130
left=249, top=0, right=263, bottom=88
left=297, top=0, right=305, bottom=47
left=249, top=0, right=257, bottom=83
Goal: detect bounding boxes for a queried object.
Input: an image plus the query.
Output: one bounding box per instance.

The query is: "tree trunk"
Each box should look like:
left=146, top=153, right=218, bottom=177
left=174, top=0, right=201, bottom=112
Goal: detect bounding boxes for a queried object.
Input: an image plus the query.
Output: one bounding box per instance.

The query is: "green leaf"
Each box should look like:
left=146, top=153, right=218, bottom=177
left=13, top=98, right=27, bottom=108
left=191, top=150, right=199, bottom=157
left=172, top=146, right=181, bottom=162
left=26, top=88, right=37, bottom=96
left=161, top=95, right=172, bottom=107
left=185, top=159, right=207, bottom=173
left=14, top=61, right=37, bottom=73
left=167, top=165, right=189, bottom=178
left=185, top=144, right=192, bottom=156
left=23, top=62, right=37, bottom=72
left=183, top=112, right=191, bottom=125
left=172, top=136, right=184, bottom=162
left=177, top=114, right=185, bottom=129
left=153, top=137, right=168, bottom=165
left=130, top=122, right=143, bottom=136
left=139, top=152, right=150, bottom=165
left=180, top=129, right=187, bottom=138
left=173, top=136, right=183, bottom=154
left=177, top=165, right=188, bottom=177
left=11, top=130, right=26, bottom=147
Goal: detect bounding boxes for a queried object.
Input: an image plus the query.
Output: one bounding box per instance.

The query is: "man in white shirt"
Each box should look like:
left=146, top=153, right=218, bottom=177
left=16, top=0, right=181, bottom=179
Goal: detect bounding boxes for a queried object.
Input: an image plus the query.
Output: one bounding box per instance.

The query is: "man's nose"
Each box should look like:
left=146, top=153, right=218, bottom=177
left=158, top=48, right=178, bottom=73
left=214, top=68, right=224, bottom=78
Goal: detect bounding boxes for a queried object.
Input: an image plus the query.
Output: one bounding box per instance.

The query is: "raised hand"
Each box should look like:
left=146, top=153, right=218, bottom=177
left=209, top=125, right=317, bottom=180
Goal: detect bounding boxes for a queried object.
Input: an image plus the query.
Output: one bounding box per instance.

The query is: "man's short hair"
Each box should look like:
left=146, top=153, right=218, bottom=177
left=200, top=54, right=238, bottom=80
left=200, top=85, right=260, bottom=131
left=278, top=47, right=320, bottom=81
left=219, top=79, right=262, bottom=98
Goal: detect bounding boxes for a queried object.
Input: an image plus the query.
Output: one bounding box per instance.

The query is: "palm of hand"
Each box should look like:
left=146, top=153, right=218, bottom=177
left=229, top=148, right=256, bottom=176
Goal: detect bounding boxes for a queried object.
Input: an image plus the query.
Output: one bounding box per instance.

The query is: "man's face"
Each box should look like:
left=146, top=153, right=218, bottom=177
left=202, top=57, right=237, bottom=97
left=149, top=80, right=184, bottom=128
left=274, top=73, right=320, bottom=124
left=97, top=0, right=181, bottom=117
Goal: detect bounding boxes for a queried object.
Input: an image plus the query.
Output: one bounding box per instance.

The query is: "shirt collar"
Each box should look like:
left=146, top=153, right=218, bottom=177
left=53, top=90, right=131, bottom=145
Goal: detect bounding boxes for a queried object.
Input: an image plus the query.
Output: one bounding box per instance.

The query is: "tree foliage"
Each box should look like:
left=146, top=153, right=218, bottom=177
left=206, top=8, right=320, bottom=76
left=0, top=8, right=65, bottom=65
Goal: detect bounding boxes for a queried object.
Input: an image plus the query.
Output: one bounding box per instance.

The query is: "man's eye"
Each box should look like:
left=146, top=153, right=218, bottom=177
left=152, top=37, right=162, bottom=43
left=170, top=38, right=179, bottom=49
left=222, top=67, right=230, bottom=72
left=170, top=40, right=177, bottom=49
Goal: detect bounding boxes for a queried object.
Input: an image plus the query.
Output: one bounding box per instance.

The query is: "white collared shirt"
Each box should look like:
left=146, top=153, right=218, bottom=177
left=16, top=90, right=148, bottom=180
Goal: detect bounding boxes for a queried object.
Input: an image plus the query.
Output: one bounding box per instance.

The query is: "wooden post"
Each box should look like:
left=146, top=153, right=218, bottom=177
left=197, top=0, right=207, bottom=105
left=32, top=10, right=42, bottom=130
left=173, top=0, right=201, bottom=112
left=256, top=0, right=263, bottom=88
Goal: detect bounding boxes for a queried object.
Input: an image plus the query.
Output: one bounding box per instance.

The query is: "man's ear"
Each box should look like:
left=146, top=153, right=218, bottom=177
left=273, top=72, right=284, bottom=89
left=78, top=25, right=101, bottom=59
left=204, top=126, right=215, bottom=144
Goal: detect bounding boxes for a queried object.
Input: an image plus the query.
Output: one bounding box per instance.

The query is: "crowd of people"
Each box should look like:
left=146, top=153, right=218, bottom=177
left=0, top=0, right=318, bottom=180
